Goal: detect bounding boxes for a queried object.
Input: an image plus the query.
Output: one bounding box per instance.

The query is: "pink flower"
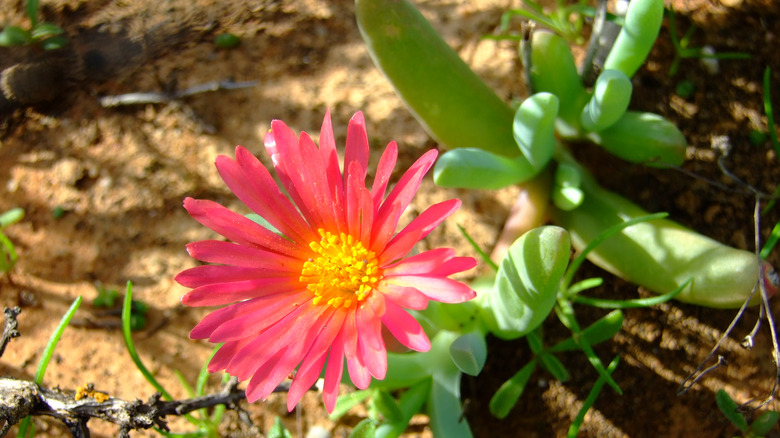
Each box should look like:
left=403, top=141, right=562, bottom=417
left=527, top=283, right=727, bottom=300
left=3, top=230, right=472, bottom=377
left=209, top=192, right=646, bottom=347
left=175, top=110, right=476, bottom=413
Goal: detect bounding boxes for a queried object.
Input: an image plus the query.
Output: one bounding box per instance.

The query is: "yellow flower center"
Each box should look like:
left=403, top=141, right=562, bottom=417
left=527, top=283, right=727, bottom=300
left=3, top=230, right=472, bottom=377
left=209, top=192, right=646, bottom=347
left=300, top=229, right=381, bottom=309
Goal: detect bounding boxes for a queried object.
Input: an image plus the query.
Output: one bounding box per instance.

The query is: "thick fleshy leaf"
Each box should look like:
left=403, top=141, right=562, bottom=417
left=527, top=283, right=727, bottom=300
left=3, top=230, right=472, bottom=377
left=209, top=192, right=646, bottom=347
left=489, top=226, right=570, bottom=339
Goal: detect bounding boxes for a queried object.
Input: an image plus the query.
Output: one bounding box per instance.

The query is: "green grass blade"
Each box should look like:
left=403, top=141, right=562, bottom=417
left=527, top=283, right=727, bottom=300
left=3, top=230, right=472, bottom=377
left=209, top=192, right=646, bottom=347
left=763, top=67, right=780, bottom=158
left=26, top=0, right=39, bottom=27
left=122, top=281, right=173, bottom=400
left=458, top=224, right=498, bottom=271
left=18, top=296, right=82, bottom=438
left=760, top=219, right=780, bottom=259
left=572, top=279, right=690, bottom=308
left=35, top=296, right=82, bottom=382
left=567, top=356, right=620, bottom=438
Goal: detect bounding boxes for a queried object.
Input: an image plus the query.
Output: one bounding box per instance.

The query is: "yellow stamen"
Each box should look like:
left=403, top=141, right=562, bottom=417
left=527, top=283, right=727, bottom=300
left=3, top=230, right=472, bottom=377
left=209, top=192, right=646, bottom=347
left=300, top=229, right=382, bottom=309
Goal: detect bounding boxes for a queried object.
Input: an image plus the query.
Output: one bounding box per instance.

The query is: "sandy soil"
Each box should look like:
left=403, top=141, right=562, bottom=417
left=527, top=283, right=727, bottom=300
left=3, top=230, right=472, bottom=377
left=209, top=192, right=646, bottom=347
left=0, top=0, right=779, bottom=437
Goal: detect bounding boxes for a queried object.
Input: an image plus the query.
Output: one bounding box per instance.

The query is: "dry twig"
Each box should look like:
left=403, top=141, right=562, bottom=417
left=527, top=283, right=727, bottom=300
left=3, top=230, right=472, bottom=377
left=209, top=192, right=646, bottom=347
left=0, top=307, right=286, bottom=437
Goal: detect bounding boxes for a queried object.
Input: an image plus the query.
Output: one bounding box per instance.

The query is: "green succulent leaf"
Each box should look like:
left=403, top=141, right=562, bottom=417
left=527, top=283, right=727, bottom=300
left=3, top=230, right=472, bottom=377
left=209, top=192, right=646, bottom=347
left=489, top=360, right=536, bottom=419
left=552, top=186, right=584, bottom=211
left=603, top=0, right=664, bottom=78
left=433, top=148, right=537, bottom=189
left=513, top=92, right=559, bottom=170
left=428, top=369, right=472, bottom=438
left=587, top=111, right=686, bottom=167
left=750, top=410, right=780, bottom=436
left=0, top=208, right=24, bottom=228
left=538, top=352, right=570, bottom=381
left=449, top=331, right=487, bottom=376
left=356, top=0, right=518, bottom=157
left=372, top=390, right=403, bottom=424
left=0, top=26, right=32, bottom=46
left=488, top=226, right=571, bottom=339
left=529, top=31, right=588, bottom=133
left=350, top=419, right=378, bottom=438
left=554, top=163, right=582, bottom=188
left=580, top=69, right=633, bottom=132
left=715, top=390, right=748, bottom=432
left=31, top=22, right=64, bottom=40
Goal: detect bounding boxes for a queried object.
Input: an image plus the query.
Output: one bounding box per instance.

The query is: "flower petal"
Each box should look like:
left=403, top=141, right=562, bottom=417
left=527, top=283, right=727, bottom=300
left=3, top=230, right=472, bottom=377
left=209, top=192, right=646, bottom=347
left=376, top=281, right=430, bottom=310
left=323, top=331, right=346, bottom=413
left=343, top=111, right=369, bottom=187
left=356, top=306, right=386, bottom=380
left=384, top=247, right=476, bottom=277
left=287, top=309, right=347, bottom=410
left=244, top=350, right=285, bottom=403
left=208, top=293, right=313, bottom=343
left=183, top=198, right=300, bottom=257
left=371, top=150, right=438, bottom=251
left=371, top=141, right=398, bottom=210
left=185, top=240, right=301, bottom=272
left=271, top=125, right=339, bottom=232
left=381, top=300, right=431, bottom=352
left=190, top=296, right=277, bottom=339
left=346, top=161, right=374, bottom=242
left=176, top=265, right=277, bottom=289
left=226, top=303, right=329, bottom=381
left=244, top=306, right=335, bottom=403
left=383, top=276, right=476, bottom=303
left=383, top=199, right=461, bottom=260
left=347, top=351, right=372, bottom=389
left=217, top=146, right=317, bottom=243
left=181, top=277, right=301, bottom=307
left=208, top=337, right=252, bottom=373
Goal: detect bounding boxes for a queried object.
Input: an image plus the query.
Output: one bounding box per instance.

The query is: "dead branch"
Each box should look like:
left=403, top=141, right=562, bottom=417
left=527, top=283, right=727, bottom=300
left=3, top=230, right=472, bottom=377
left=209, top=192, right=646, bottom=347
left=0, top=307, right=292, bottom=437
left=0, top=307, right=21, bottom=359
left=0, top=375, right=257, bottom=438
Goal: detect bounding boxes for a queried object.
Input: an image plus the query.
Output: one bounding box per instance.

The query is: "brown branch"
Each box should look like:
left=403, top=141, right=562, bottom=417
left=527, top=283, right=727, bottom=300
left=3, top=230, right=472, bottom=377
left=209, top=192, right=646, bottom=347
left=0, top=307, right=21, bottom=359
left=1, top=306, right=288, bottom=437
left=0, top=375, right=262, bottom=438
